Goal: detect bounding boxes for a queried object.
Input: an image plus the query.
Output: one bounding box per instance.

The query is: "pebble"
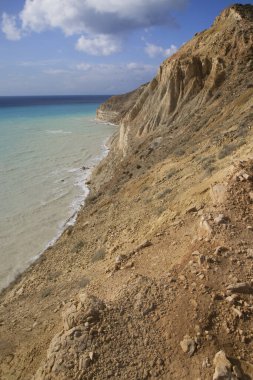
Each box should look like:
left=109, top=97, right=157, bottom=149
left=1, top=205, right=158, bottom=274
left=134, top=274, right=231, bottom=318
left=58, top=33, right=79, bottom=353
left=180, top=335, right=196, bottom=356
left=214, top=214, right=228, bottom=225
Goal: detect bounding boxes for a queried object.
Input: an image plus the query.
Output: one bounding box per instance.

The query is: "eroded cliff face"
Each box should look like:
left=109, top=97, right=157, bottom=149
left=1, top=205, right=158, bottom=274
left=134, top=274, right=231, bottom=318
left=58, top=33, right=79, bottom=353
left=97, top=4, right=253, bottom=156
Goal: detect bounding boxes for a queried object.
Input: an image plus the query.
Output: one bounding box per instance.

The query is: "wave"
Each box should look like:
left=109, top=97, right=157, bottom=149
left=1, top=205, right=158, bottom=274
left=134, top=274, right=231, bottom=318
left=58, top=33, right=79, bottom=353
left=46, top=129, right=72, bottom=135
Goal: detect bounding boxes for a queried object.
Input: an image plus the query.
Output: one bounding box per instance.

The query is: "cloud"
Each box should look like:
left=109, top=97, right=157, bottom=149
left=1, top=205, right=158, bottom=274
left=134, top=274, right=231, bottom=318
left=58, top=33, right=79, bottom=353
left=76, top=62, right=156, bottom=74
left=164, top=44, right=178, bottom=56
left=76, top=35, right=121, bottom=56
left=76, top=63, right=92, bottom=71
left=43, top=69, right=71, bottom=75
left=2, top=13, right=22, bottom=41
left=19, top=0, right=187, bottom=35
left=145, top=43, right=177, bottom=58
left=1, top=0, right=187, bottom=55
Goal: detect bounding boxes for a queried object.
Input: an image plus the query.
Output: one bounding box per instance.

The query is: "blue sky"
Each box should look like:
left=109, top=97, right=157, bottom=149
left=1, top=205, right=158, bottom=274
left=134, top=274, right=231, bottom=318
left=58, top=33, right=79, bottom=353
left=0, top=0, right=251, bottom=96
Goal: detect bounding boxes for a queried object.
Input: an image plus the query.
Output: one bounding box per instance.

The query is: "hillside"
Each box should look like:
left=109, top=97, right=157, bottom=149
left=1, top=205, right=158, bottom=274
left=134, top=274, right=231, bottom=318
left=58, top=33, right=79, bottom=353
left=0, top=4, right=253, bottom=380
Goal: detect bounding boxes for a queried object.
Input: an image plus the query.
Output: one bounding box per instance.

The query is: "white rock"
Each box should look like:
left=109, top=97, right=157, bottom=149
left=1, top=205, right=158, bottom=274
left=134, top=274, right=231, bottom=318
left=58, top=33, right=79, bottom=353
left=180, top=335, right=196, bottom=356
left=210, top=184, right=227, bottom=205
left=213, top=350, right=232, bottom=380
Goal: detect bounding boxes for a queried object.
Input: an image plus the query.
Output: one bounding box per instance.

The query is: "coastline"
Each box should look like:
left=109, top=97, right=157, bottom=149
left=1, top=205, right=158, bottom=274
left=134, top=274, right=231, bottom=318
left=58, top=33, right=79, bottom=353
left=0, top=123, right=117, bottom=295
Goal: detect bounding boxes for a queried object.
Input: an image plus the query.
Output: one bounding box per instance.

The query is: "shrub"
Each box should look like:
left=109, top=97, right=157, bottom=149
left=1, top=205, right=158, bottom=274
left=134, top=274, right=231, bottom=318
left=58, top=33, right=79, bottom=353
left=218, top=140, right=245, bottom=160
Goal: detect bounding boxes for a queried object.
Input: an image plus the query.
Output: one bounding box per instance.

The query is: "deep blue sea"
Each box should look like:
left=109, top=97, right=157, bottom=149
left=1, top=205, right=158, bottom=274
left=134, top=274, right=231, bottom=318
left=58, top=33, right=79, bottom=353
left=0, top=96, right=115, bottom=290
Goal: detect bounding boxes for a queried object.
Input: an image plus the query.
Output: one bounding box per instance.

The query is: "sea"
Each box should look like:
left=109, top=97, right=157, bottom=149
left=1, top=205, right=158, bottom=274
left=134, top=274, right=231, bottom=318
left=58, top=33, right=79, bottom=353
left=0, top=95, right=116, bottom=291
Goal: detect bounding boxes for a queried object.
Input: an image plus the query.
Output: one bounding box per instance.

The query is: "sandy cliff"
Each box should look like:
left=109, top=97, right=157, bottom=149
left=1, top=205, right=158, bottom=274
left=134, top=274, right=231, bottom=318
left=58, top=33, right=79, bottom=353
left=97, top=3, right=253, bottom=155
left=1, top=4, right=253, bottom=380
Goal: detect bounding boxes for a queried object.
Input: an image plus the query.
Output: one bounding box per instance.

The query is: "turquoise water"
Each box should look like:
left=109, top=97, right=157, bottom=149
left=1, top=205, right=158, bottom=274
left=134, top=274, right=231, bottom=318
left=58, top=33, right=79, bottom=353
left=0, top=97, right=115, bottom=290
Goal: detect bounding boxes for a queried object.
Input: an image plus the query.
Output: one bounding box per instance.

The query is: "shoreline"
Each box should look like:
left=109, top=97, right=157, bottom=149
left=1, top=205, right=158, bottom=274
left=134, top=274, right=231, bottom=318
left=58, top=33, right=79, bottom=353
left=0, top=124, right=116, bottom=295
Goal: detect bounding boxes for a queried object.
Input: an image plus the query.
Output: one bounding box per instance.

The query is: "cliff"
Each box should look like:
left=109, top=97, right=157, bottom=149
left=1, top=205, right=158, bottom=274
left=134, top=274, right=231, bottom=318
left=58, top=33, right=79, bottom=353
left=1, top=4, right=253, bottom=380
left=97, top=3, right=253, bottom=155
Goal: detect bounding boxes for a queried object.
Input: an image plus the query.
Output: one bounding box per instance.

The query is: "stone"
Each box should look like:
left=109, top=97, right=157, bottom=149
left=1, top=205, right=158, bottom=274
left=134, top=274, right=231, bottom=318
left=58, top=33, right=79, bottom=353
left=186, top=206, right=198, bottom=213
left=198, top=255, right=206, bottom=265
left=79, top=356, right=90, bottom=370
left=225, top=294, right=238, bottom=304
left=232, top=307, right=243, bottom=318
left=210, top=184, right=227, bottom=205
left=115, top=254, right=127, bottom=264
left=199, top=217, right=212, bottom=237
left=214, top=246, right=228, bottom=255
left=213, top=350, right=232, bottom=380
left=233, top=365, right=243, bottom=378
left=180, top=335, right=196, bottom=356
left=214, top=214, right=228, bottom=225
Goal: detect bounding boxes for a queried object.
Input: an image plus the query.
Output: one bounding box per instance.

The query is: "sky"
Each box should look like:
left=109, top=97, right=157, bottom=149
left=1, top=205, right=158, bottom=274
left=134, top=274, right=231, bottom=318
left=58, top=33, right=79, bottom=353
left=0, top=0, right=252, bottom=96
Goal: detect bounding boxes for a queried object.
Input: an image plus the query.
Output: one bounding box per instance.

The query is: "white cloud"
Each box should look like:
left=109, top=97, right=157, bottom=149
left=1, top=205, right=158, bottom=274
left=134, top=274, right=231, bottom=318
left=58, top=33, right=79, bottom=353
left=18, top=0, right=187, bottom=35
left=145, top=43, right=177, bottom=58
left=76, top=63, right=92, bottom=71
left=43, top=69, right=71, bottom=75
left=76, top=35, right=121, bottom=56
left=1, top=0, right=187, bottom=55
left=76, top=62, right=156, bottom=74
left=164, top=44, right=178, bottom=56
left=2, top=13, right=22, bottom=41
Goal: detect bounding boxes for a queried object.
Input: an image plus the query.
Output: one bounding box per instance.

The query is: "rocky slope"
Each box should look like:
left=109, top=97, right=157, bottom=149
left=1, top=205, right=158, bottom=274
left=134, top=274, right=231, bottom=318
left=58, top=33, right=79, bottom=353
left=0, top=4, right=253, bottom=380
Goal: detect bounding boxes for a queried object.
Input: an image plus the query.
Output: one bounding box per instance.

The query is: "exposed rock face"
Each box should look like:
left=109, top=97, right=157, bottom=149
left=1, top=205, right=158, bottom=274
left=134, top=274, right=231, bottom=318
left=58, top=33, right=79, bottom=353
left=97, top=4, right=253, bottom=156
left=96, top=84, right=147, bottom=124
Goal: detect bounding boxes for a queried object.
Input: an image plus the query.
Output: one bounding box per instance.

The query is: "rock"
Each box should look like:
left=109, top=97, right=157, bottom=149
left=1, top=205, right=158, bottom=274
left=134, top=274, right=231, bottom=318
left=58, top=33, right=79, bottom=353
left=198, top=254, right=206, bottom=265
left=180, top=335, right=196, bottom=356
left=202, top=357, right=211, bottom=368
left=233, top=365, right=243, bottom=379
left=232, top=307, right=243, bottom=318
left=227, top=282, right=253, bottom=294
left=242, top=172, right=251, bottom=180
left=16, top=287, right=24, bottom=296
left=186, top=206, right=198, bottom=213
left=249, top=192, right=253, bottom=201
left=214, top=246, right=228, bottom=255
left=115, top=254, right=127, bottom=264
left=225, top=294, right=238, bottom=304
left=213, top=350, right=233, bottom=380
left=199, top=217, right=212, bottom=237
left=192, top=250, right=200, bottom=256
left=137, top=240, right=152, bottom=250
left=79, top=356, right=90, bottom=370
left=210, top=184, right=227, bottom=204
left=214, top=214, right=228, bottom=225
